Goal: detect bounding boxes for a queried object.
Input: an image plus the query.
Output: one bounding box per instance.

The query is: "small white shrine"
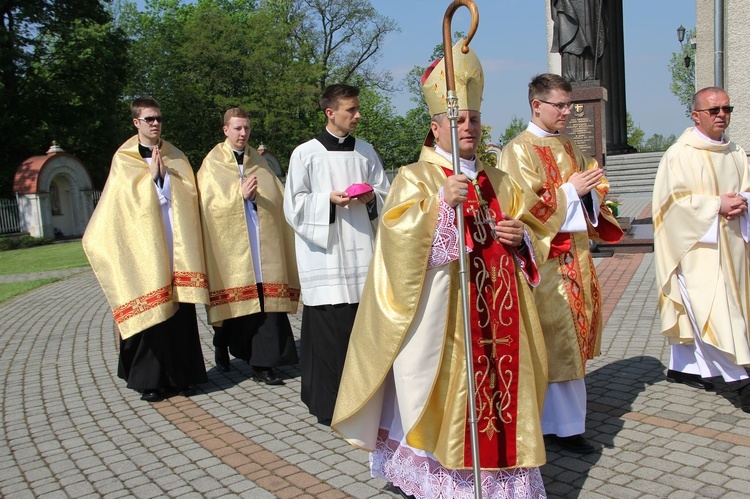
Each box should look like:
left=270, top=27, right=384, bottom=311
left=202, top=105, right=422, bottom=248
left=13, top=143, right=95, bottom=238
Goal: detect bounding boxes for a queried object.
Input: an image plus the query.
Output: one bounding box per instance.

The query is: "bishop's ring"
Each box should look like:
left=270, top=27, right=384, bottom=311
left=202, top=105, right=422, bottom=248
left=459, top=188, right=468, bottom=196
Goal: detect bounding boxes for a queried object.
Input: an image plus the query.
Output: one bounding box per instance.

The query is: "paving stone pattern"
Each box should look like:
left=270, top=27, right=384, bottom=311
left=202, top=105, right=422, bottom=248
left=1, top=227, right=749, bottom=497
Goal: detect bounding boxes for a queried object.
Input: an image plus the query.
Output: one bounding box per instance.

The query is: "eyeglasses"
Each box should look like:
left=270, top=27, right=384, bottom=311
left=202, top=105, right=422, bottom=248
left=694, top=106, right=734, bottom=116
left=137, top=116, right=163, bottom=124
left=538, top=99, right=573, bottom=112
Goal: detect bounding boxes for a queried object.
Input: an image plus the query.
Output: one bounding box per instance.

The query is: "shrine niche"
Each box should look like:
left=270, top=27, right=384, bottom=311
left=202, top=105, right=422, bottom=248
left=13, top=142, right=95, bottom=239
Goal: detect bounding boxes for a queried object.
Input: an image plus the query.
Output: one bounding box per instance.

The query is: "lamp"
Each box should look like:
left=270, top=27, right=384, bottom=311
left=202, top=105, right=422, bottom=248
left=677, top=25, right=690, bottom=68
left=677, top=25, right=686, bottom=44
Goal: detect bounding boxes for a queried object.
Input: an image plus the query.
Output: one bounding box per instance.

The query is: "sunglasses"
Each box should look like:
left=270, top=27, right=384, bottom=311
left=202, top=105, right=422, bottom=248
left=694, top=106, right=734, bottom=116
left=137, top=116, right=163, bottom=124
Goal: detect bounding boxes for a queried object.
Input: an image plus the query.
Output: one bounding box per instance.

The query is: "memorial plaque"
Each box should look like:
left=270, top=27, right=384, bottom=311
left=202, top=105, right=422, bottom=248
left=566, top=84, right=607, bottom=169
left=566, top=104, right=596, bottom=158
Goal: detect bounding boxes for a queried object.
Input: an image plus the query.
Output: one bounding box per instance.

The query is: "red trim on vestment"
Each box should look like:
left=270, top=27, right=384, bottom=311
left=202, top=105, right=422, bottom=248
left=113, top=285, right=172, bottom=324
left=173, top=271, right=208, bottom=289
left=530, top=145, right=562, bottom=223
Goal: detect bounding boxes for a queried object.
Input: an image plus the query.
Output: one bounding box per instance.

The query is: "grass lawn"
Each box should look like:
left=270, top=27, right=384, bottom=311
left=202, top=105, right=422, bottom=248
left=0, top=241, right=89, bottom=275
left=0, top=278, right=62, bottom=303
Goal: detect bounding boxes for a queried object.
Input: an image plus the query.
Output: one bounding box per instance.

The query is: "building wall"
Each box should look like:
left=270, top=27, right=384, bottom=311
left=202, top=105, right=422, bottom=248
left=696, top=0, right=750, bottom=151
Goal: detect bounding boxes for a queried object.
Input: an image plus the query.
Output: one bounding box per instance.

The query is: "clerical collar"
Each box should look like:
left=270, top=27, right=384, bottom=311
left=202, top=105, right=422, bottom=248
left=435, top=145, right=477, bottom=179
left=692, top=127, right=726, bottom=145
left=232, top=149, right=244, bottom=165
left=527, top=121, right=559, bottom=138
left=316, top=129, right=356, bottom=151
left=138, top=142, right=159, bottom=159
left=325, top=127, right=349, bottom=144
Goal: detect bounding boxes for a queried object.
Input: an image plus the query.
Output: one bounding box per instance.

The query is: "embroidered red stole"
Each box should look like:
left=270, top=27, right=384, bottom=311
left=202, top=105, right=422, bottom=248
left=442, top=168, right=521, bottom=468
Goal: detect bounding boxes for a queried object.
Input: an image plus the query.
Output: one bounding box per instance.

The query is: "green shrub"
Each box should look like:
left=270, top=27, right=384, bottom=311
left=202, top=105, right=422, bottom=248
left=0, top=238, right=20, bottom=251
left=18, top=235, right=54, bottom=249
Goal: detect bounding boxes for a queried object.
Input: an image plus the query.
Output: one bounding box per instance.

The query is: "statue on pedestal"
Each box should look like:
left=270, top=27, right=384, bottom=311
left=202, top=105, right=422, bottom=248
left=551, top=0, right=606, bottom=82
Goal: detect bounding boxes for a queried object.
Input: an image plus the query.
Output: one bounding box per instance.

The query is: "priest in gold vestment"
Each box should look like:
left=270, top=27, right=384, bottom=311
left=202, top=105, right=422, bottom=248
left=498, top=74, right=622, bottom=453
left=84, top=97, right=209, bottom=403
left=332, top=41, right=549, bottom=498
left=653, top=87, right=750, bottom=413
left=197, top=108, right=299, bottom=385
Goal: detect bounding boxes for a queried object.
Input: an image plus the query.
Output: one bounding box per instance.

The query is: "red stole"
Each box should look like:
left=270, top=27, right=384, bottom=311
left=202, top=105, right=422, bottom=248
left=442, top=168, right=521, bottom=468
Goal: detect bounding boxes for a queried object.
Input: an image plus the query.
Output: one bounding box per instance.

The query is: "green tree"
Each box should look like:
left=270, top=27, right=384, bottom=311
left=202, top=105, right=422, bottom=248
left=669, top=27, right=696, bottom=118
left=293, top=0, right=399, bottom=91
left=0, top=0, right=128, bottom=194
left=497, top=116, right=527, bottom=147
left=122, top=0, right=321, bottom=172
left=626, top=112, right=645, bottom=151
left=642, top=133, right=676, bottom=152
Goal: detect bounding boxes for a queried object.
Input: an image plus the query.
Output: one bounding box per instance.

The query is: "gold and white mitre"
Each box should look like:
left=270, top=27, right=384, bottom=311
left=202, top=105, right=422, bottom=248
left=421, top=38, right=484, bottom=117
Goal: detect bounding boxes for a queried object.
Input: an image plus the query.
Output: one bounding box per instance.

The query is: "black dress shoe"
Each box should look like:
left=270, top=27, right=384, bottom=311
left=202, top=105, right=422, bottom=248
left=178, top=386, right=197, bottom=397
left=383, top=482, right=416, bottom=499
left=215, top=347, right=231, bottom=372
left=666, top=369, right=715, bottom=390
left=252, top=367, right=284, bottom=385
left=738, top=384, right=750, bottom=413
left=317, top=417, right=332, bottom=427
left=140, top=390, right=164, bottom=402
left=545, top=434, right=597, bottom=454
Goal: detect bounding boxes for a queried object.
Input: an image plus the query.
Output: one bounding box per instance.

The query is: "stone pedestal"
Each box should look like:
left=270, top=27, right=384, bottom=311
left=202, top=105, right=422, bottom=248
left=566, top=82, right=608, bottom=169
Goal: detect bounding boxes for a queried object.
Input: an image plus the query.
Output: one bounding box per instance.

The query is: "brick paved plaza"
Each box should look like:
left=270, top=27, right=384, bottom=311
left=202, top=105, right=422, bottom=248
left=1, top=200, right=749, bottom=498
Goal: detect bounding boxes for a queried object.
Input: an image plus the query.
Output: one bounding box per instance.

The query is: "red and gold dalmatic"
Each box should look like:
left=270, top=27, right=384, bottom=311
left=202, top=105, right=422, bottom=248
left=332, top=147, right=549, bottom=470
left=196, top=140, right=299, bottom=326
left=498, top=131, right=622, bottom=382
left=83, top=136, right=209, bottom=339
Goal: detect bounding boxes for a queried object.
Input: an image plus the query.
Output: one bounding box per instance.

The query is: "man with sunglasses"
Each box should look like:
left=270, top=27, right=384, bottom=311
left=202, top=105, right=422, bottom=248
left=653, top=87, right=750, bottom=413
left=498, top=73, right=623, bottom=454
left=84, top=97, right=209, bottom=403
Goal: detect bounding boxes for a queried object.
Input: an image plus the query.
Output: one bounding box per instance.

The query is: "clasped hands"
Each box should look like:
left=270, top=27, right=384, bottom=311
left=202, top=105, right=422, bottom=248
left=149, top=146, right=168, bottom=182
left=719, top=192, right=748, bottom=220
left=445, top=174, right=525, bottom=248
left=568, top=167, right=604, bottom=196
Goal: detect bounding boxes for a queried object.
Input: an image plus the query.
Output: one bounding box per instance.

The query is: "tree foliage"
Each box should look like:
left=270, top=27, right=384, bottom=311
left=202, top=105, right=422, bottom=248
left=0, top=0, right=129, bottom=194
left=497, top=116, right=527, bottom=148
left=668, top=27, right=696, bottom=118
left=626, top=112, right=645, bottom=151
left=292, top=0, right=398, bottom=91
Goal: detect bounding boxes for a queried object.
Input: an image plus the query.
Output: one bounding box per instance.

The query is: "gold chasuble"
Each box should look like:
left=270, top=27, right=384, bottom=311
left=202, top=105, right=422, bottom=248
left=499, top=131, right=623, bottom=382
left=332, top=147, right=549, bottom=470
left=197, top=141, right=299, bottom=325
left=654, top=128, right=750, bottom=365
left=83, top=136, right=209, bottom=340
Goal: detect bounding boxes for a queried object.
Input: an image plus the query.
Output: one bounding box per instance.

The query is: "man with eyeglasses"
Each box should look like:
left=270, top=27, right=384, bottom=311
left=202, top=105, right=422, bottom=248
left=653, top=87, right=750, bottom=413
left=197, top=108, right=299, bottom=385
left=84, top=96, right=209, bottom=403
left=498, top=73, right=623, bottom=454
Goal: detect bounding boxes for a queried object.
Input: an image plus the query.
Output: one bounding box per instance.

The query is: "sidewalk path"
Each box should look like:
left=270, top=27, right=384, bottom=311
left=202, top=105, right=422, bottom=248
left=0, top=266, right=90, bottom=283
left=1, top=253, right=749, bottom=498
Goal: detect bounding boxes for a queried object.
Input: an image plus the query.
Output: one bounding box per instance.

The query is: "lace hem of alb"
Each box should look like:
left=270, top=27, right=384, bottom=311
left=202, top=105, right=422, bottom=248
left=370, top=431, right=547, bottom=499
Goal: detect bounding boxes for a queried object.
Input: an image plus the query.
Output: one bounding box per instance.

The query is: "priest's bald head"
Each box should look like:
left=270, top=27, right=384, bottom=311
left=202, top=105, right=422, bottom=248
left=692, top=87, right=732, bottom=142
left=421, top=39, right=484, bottom=159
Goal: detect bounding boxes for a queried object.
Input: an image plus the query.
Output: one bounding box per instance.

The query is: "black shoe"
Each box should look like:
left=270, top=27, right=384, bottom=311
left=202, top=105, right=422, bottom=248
left=738, top=384, right=750, bottom=413
left=179, top=386, right=197, bottom=397
left=140, top=390, right=164, bottom=403
left=666, top=369, right=715, bottom=390
left=252, top=367, right=283, bottom=385
left=317, top=417, right=332, bottom=426
left=215, top=347, right=231, bottom=372
left=545, top=434, right=597, bottom=454
left=383, top=482, right=416, bottom=499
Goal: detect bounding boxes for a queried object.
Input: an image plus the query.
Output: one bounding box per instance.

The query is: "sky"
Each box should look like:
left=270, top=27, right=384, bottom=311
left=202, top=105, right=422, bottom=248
left=371, top=0, right=697, bottom=142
